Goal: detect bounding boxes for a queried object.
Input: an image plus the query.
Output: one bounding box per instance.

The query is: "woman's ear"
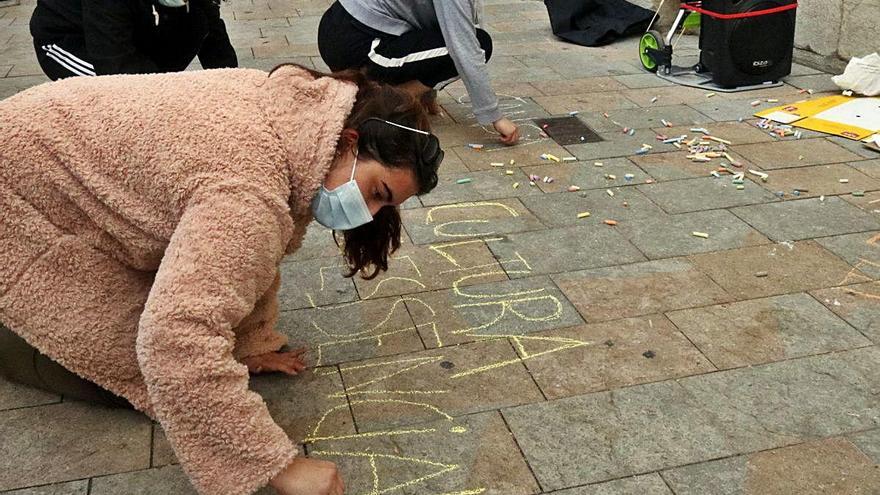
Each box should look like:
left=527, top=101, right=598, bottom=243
left=340, top=128, right=360, bottom=153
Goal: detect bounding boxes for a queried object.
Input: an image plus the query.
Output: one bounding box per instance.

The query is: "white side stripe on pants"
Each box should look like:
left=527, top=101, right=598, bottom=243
left=42, top=45, right=96, bottom=76
left=367, top=38, right=449, bottom=68
left=49, top=44, right=94, bottom=70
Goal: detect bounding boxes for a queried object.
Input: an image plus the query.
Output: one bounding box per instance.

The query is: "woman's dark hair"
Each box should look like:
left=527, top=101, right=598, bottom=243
left=270, top=64, right=441, bottom=280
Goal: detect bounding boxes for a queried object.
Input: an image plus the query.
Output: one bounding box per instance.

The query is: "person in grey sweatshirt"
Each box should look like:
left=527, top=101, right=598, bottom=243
left=318, top=0, right=520, bottom=145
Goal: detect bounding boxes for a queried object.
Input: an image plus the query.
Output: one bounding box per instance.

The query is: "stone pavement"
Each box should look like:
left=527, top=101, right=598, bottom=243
left=2, top=0, right=880, bottom=494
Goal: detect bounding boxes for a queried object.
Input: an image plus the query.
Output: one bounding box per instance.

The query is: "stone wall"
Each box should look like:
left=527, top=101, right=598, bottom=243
left=794, top=0, right=880, bottom=72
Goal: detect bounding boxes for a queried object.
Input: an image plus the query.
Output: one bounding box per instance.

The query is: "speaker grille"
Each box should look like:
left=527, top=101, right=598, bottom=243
left=728, top=1, right=796, bottom=76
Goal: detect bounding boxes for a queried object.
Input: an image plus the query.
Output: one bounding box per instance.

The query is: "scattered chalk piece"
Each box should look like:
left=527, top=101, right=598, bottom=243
left=456, top=178, right=472, bottom=184
left=755, top=271, right=769, bottom=278
left=577, top=211, right=591, bottom=219
left=692, top=231, right=709, bottom=239
left=604, top=219, right=618, bottom=226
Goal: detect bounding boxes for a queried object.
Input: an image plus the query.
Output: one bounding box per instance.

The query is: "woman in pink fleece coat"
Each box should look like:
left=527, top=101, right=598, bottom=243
left=0, top=65, right=441, bottom=495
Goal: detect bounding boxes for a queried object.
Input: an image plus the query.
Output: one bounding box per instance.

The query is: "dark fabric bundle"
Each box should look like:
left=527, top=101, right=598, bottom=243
left=545, top=0, right=656, bottom=47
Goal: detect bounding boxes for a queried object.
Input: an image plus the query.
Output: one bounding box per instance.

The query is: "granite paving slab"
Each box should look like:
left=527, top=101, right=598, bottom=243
left=811, top=282, right=880, bottom=342
left=250, top=367, right=354, bottom=444
left=310, top=412, right=540, bottom=495
left=843, top=189, right=880, bottom=212
left=850, top=429, right=880, bottom=464
left=552, top=474, right=672, bottom=495
left=352, top=240, right=508, bottom=299
left=405, top=276, right=585, bottom=348
left=1, top=481, right=89, bottom=495
left=519, top=187, right=666, bottom=228
left=521, top=157, right=653, bottom=193
left=689, top=241, right=862, bottom=299
left=486, top=224, right=646, bottom=277
left=661, top=437, right=880, bottom=495
left=0, top=377, right=59, bottom=411
left=615, top=209, right=770, bottom=259
left=666, top=293, right=870, bottom=369
left=650, top=121, right=776, bottom=145
left=734, top=139, right=864, bottom=170
left=565, top=129, right=672, bottom=161
left=278, top=257, right=357, bottom=310
left=401, top=198, right=546, bottom=245
left=451, top=139, right=575, bottom=171
left=419, top=168, right=543, bottom=207
left=849, top=158, right=880, bottom=179
left=628, top=150, right=755, bottom=182
left=533, top=92, right=639, bottom=115
left=339, top=338, right=544, bottom=432
left=815, top=231, right=880, bottom=279
left=755, top=163, right=880, bottom=199
left=524, top=316, right=714, bottom=399
left=551, top=258, right=732, bottom=323
left=638, top=176, right=779, bottom=214
left=535, top=76, right=627, bottom=96
left=277, top=296, right=424, bottom=367
left=504, top=347, right=880, bottom=491
left=731, top=197, right=880, bottom=241
left=0, top=402, right=151, bottom=491
left=578, top=105, right=715, bottom=133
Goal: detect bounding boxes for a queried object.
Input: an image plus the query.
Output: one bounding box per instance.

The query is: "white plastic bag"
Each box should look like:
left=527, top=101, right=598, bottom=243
left=833, top=53, right=880, bottom=96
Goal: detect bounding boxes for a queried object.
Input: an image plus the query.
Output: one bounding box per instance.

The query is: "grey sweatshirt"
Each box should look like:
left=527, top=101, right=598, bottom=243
left=339, top=0, right=502, bottom=125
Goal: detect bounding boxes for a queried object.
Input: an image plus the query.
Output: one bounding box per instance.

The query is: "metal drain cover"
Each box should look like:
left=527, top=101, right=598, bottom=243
left=533, top=116, right=603, bottom=146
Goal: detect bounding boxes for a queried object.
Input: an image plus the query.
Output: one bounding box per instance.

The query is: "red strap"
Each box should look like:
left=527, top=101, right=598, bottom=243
left=681, top=2, right=798, bottom=19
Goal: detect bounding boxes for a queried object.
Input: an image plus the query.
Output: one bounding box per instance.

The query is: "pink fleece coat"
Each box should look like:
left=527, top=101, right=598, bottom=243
left=0, top=66, right=358, bottom=495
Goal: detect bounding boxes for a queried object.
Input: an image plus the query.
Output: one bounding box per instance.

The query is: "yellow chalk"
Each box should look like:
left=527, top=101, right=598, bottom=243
left=692, top=231, right=709, bottom=238
left=513, top=182, right=520, bottom=189
left=546, top=154, right=561, bottom=162
left=577, top=212, right=591, bottom=219
left=505, top=170, right=514, bottom=175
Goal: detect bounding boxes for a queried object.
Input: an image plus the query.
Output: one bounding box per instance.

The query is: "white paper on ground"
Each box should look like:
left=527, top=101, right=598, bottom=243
left=761, top=111, right=803, bottom=124
left=812, top=98, right=880, bottom=132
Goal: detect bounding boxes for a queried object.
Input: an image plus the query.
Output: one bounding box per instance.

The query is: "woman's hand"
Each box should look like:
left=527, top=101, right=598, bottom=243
left=242, top=348, right=308, bottom=375
left=493, top=118, right=520, bottom=146
left=270, top=457, right=345, bottom=495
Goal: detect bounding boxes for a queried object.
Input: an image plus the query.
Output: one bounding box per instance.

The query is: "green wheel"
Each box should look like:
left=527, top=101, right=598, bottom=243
left=639, top=30, right=666, bottom=72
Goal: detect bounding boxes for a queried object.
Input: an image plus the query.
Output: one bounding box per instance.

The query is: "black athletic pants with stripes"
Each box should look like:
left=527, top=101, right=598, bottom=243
left=34, top=37, right=96, bottom=80
left=318, top=1, right=493, bottom=90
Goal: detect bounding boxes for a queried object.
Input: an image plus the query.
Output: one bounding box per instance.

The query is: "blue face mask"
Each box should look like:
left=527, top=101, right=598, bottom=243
left=311, top=153, right=373, bottom=231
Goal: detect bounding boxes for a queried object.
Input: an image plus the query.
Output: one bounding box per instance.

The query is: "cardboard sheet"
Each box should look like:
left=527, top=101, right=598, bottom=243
left=755, top=95, right=880, bottom=140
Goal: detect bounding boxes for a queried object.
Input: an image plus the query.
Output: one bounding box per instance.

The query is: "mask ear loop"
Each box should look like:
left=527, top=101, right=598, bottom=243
left=349, top=150, right=358, bottom=182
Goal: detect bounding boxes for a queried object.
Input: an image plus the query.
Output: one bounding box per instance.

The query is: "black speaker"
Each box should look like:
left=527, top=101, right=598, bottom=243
left=698, top=0, right=797, bottom=88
